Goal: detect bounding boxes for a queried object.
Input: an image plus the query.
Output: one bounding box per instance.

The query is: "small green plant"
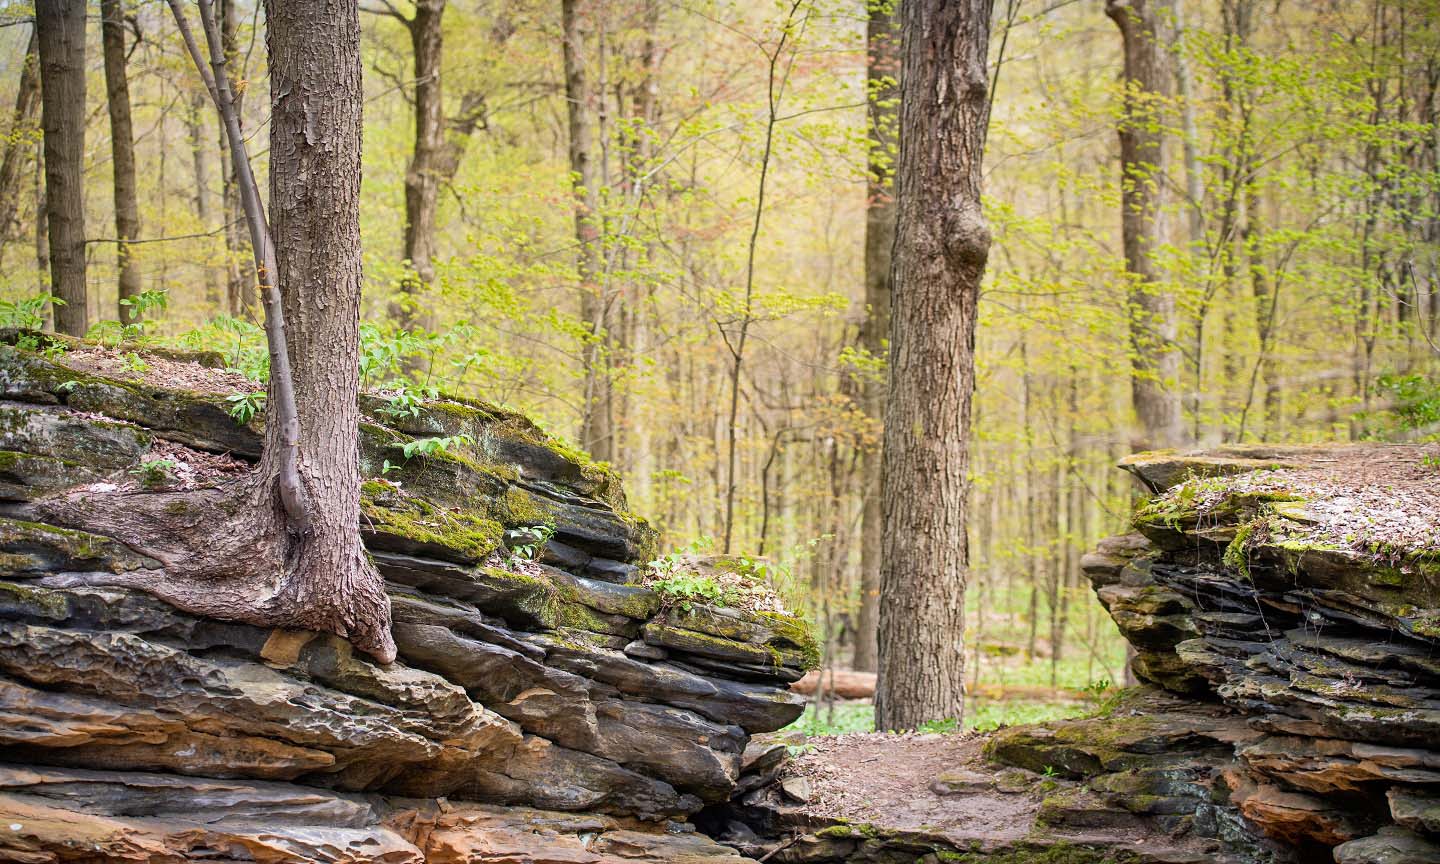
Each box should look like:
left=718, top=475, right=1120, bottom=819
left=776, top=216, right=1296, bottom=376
left=129, top=458, right=179, bottom=488
left=1082, top=677, right=1113, bottom=703
left=226, top=392, right=265, bottom=425
left=917, top=716, right=961, bottom=734
left=1042, top=765, right=1059, bottom=777
left=1422, top=454, right=1440, bottom=471
left=119, top=352, right=149, bottom=374
left=120, top=289, right=169, bottom=320
left=651, top=570, right=728, bottom=612
left=0, top=293, right=63, bottom=329
left=90, top=290, right=170, bottom=349
left=507, top=524, right=555, bottom=562
left=401, top=433, right=473, bottom=461
left=380, top=384, right=437, bottom=420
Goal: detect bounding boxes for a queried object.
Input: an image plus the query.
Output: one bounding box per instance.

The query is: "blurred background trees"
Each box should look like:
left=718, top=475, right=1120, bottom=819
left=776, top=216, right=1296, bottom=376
left=1, top=0, right=1436, bottom=725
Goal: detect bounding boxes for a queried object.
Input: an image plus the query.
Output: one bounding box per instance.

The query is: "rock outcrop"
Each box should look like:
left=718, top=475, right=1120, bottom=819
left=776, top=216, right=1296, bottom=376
left=0, top=334, right=816, bottom=862
left=722, top=444, right=1440, bottom=863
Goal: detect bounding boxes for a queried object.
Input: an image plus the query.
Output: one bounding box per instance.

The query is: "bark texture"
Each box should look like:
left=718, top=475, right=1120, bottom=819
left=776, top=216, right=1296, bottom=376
left=853, top=0, right=900, bottom=675
left=263, top=0, right=392, bottom=661
left=874, top=0, right=993, bottom=731
left=1107, top=0, right=1184, bottom=451
left=562, top=0, right=614, bottom=464
left=0, top=30, right=39, bottom=247
left=35, top=0, right=87, bottom=335
left=101, top=0, right=145, bottom=322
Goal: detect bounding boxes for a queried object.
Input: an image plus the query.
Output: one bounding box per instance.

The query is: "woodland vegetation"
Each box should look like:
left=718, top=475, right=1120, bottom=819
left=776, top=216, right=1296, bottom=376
left=1, top=0, right=1438, bottom=728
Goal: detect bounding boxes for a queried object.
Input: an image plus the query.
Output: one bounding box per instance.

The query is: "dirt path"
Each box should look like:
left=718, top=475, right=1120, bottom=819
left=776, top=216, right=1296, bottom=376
left=764, top=727, right=1231, bottom=861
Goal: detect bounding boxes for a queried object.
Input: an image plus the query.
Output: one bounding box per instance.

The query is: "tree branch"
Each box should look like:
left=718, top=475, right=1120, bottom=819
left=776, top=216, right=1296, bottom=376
left=166, top=0, right=311, bottom=534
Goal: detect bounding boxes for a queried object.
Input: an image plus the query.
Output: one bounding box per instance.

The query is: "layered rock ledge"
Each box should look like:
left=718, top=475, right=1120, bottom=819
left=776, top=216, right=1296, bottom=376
left=0, top=334, right=817, bottom=862
left=720, top=444, right=1440, bottom=864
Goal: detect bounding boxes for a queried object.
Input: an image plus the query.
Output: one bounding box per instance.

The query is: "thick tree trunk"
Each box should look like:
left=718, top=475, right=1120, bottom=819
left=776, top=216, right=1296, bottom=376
left=0, top=30, right=39, bottom=248
left=264, top=0, right=391, bottom=660
left=562, top=0, right=613, bottom=463
left=853, top=0, right=899, bottom=675
left=101, top=0, right=145, bottom=323
left=387, top=0, right=445, bottom=341
left=874, top=0, right=993, bottom=732
left=35, top=0, right=87, bottom=336
left=1107, top=0, right=1183, bottom=451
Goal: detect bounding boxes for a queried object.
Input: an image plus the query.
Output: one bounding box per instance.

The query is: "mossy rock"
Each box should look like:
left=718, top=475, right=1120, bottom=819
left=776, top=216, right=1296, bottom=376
left=361, top=481, right=506, bottom=563
left=0, top=449, right=102, bottom=500
left=653, top=602, right=819, bottom=671
left=0, top=403, right=153, bottom=471
left=0, top=518, right=157, bottom=577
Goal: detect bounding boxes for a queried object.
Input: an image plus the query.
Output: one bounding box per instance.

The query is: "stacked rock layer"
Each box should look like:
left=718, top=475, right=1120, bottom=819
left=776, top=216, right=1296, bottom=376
left=0, top=334, right=816, bottom=862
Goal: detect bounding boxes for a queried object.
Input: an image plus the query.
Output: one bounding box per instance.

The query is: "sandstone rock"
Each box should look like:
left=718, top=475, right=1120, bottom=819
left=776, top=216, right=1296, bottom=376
left=1334, top=827, right=1440, bottom=864
left=1390, top=789, right=1440, bottom=837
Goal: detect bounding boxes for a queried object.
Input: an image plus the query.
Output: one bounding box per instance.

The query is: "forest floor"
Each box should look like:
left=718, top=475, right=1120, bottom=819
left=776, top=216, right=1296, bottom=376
left=767, top=727, right=1205, bottom=857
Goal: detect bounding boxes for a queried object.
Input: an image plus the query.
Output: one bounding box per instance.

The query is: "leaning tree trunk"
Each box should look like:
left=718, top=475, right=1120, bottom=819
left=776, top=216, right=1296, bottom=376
left=42, top=0, right=395, bottom=666
left=1107, top=0, right=1183, bottom=451
left=874, top=0, right=994, bottom=732
left=101, top=0, right=145, bottom=323
left=853, top=0, right=899, bottom=675
left=562, top=0, right=614, bottom=464
left=0, top=30, right=40, bottom=248
left=35, top=0, right=87, bottom=336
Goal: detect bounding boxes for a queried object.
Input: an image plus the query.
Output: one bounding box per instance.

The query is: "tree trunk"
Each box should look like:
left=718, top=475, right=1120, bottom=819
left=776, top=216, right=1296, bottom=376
left=219, top=0, right=251, bottom=316
left=36, top=0, right=87, bottom=336
left=387, top=0, right=445, bottom=343
left=263, top=0, right=391, bottom=659
left=1107, top=0, right=1183, bottom=451
left=185, top=88, right=219, bottom=308
left=875, top=0, right=993, bottom=732
left=101, top=0, right=145, bottom=323
left=34, top=138, right=49, bottom=323
left=562, top=0, right=613, bottom=463
left=853, top=0, right=899, bottom=675
left=0, top=29, right=39, bottom=248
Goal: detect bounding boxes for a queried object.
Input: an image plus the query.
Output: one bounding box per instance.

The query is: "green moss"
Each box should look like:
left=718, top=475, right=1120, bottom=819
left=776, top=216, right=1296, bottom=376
left=361, top=483, right=505, bottom=562
left=500, top=485, right=553, bottom=526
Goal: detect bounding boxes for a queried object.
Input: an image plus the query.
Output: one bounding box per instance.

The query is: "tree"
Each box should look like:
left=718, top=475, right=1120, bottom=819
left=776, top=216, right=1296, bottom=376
left=101, top=0, right=145, bottom=323
left=0, top=29, right=40, bottom=249
left=43, top=0, right=396, bottom=665
left=367, top=0, right=446, bottom=339
left=853, top=0, right=899, bottom=674
left=874, top=0, right=994, bottom=731
left=218, top=0, right=251, bottom=315
left=1107, top=0, right=1184, bottom=451
left=35, top=0, right=87, bottom=335
left=562, top=0, right=614, bottom=464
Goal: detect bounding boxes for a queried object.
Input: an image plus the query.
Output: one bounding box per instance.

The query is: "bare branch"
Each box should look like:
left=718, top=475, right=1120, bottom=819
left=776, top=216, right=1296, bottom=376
left=166, top=0, right=311, bottom=534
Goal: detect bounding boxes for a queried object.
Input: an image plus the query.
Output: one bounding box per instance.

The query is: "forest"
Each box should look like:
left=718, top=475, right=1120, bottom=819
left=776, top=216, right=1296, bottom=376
left=1, top=0, right=1438, bottom=735
left=3, top=0, right=1440, bottom=860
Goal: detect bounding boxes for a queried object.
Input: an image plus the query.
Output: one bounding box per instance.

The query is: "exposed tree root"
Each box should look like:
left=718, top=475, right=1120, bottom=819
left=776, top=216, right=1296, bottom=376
left=34, top=470, right=396, bottom=664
